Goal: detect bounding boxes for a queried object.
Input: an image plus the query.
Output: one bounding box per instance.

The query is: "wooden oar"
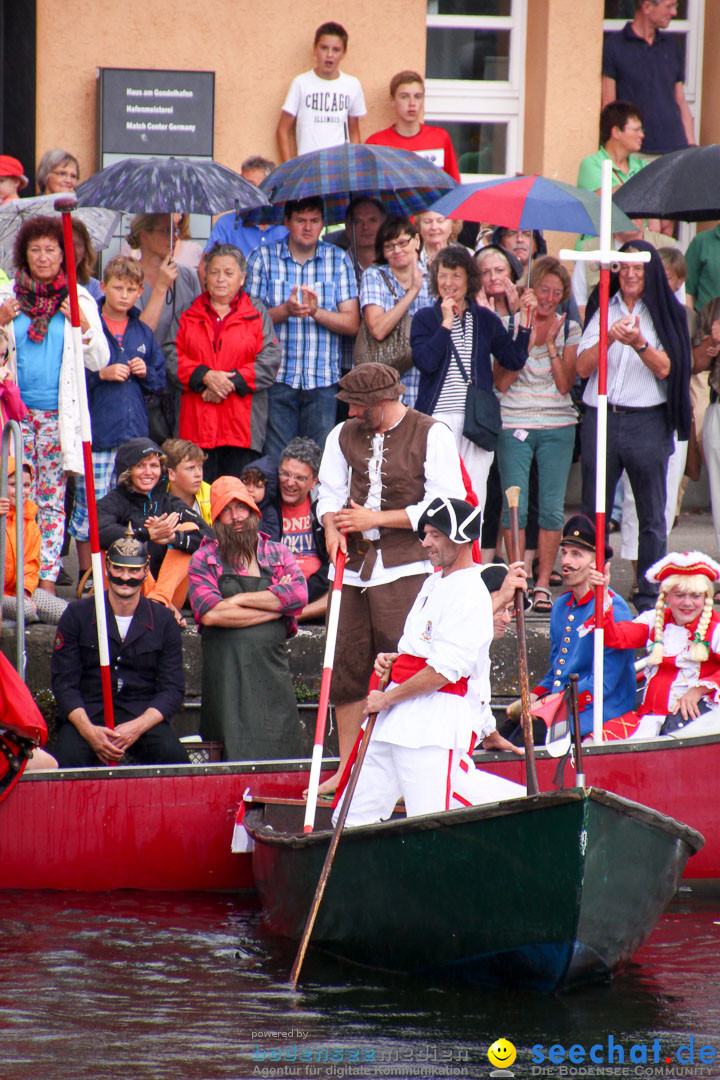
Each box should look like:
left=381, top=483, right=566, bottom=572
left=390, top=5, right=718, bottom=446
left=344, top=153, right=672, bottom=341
left=569, top=673, right=586, bottom=787
left=290, top=675, right=386, bottom=989
left=505, top=485, right=539, bottom=796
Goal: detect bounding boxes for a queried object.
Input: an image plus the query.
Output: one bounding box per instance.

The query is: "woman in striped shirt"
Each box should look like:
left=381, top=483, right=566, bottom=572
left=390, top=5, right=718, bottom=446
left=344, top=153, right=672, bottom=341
left=411, top=246, right=534, bottom=515
left=494, top=256, right=580, bottom=613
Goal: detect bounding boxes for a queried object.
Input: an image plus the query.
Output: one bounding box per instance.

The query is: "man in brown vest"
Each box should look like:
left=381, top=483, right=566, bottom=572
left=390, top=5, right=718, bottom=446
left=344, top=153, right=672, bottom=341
left=315, top=363, right=466, bottom=793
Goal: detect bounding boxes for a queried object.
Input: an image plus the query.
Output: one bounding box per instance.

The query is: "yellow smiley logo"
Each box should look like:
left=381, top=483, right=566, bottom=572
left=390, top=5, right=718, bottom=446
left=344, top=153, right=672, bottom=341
left=488, top=1038, right=517, bottom=1070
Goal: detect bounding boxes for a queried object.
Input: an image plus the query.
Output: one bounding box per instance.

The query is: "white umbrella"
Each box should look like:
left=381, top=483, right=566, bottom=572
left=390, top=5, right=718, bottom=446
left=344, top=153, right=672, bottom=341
left=0, top=194, right=120, bottom=275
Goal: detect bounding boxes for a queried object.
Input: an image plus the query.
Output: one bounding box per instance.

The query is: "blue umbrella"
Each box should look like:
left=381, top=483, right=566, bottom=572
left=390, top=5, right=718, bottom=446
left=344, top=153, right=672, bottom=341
left=246, top=143, right=457, bottom=225
left=75, top=156, right=268, bottom=215
left=428, top=174, right=635, bottom=235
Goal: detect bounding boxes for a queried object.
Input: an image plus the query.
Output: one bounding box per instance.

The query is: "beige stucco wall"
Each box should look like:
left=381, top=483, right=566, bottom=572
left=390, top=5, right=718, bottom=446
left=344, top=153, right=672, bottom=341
left=36, top=0, right=426, bottom=181
left=524, top=0, right=605, bottom=256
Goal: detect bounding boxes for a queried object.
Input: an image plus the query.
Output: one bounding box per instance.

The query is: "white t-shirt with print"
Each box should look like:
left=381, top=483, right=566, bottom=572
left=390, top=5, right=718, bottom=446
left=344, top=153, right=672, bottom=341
left=282, top=69, right=366, bottom=155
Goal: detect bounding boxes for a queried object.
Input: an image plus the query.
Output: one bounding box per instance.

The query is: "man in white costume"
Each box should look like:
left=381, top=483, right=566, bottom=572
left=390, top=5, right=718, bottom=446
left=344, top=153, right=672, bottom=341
left=338, top=497, right=525, bottom=827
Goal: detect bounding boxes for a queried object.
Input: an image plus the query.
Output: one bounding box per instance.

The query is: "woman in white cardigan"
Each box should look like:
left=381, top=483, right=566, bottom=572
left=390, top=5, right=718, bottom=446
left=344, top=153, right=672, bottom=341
left=0, top=216, right=109, bottom=591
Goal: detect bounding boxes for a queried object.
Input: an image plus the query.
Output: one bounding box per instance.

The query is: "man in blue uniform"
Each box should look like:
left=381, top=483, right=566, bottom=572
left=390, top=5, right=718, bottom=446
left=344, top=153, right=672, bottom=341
left=508, top=514, right=637, bottom=740
left=51, top=533, right=189, bottom=767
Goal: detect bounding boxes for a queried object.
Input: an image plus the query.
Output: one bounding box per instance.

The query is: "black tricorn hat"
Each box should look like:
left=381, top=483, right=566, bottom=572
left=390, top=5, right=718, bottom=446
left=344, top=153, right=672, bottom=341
left=560, top=513, right=613, bottom=560
left=417, top=497, right=482, bottom=544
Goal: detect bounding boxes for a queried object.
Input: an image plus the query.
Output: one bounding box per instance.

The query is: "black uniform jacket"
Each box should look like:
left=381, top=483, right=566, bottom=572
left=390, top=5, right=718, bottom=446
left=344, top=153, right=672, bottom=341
left=51, top=593, right=185, bottom=727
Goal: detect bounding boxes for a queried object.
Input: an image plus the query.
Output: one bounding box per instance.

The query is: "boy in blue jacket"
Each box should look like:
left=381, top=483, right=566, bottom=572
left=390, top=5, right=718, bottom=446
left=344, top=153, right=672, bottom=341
left=69, top=256, right=166, bottom=595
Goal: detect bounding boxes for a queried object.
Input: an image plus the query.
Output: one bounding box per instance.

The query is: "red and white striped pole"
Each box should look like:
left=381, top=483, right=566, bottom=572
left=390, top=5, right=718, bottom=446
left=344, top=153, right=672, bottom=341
left=591, top=165, right=613, bottom=743
left=560, top=159, right=650, bottom=742
left=55, top=195, right=115, bottom=730
left=303, top=548, right=345, bottom=833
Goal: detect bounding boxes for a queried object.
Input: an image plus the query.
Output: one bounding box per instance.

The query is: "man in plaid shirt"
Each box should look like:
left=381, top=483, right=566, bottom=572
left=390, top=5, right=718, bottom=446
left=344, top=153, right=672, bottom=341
left=246, top=196, right=360, bottom=458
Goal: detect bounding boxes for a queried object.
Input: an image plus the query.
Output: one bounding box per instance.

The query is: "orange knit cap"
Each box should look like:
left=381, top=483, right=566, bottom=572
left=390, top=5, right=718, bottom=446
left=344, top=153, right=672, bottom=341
left=5, top=457, right=32, bottom=478
left=209, top=476, right=260, bottom=523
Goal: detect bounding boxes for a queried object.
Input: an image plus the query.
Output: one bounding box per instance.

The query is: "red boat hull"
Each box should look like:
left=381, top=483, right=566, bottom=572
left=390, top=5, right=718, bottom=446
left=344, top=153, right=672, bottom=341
left=478, top=732, right=720, bottom=880
left=0, top=761, right=316, bottom=892
left=1, top=734, right=717, bottom=891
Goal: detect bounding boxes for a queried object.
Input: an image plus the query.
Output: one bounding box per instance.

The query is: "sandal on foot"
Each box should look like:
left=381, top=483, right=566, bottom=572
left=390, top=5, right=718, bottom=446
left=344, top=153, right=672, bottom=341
left=531, top=586, right=553, bottom=614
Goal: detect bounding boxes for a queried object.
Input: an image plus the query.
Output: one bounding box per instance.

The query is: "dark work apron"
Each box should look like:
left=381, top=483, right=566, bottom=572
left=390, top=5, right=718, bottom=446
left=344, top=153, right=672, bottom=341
left=199, top=570, right=303, bottom=761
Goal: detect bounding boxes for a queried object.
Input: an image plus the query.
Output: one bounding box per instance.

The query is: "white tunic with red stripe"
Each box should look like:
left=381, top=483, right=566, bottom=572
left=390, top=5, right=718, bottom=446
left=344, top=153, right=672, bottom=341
left=372, top=567, right=492, bottom=751
left=604, top=607, right=720, bottom=717
left=340, top=566, right=524, bottom=827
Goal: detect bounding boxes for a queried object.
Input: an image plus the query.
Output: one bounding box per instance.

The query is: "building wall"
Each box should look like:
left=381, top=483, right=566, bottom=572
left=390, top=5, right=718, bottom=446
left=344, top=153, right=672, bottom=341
left=36, top=0, right=426, bottom=182
left=523, top=0, right=606, bottom=254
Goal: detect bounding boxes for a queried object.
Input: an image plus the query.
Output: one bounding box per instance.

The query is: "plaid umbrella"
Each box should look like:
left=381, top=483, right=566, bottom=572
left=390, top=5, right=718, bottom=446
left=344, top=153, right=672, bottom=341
left=614, top=145, right=720, bottom=221
left=74, top=156, right=269, bottom=215
left=0, top=194, right=120, bottom=274
left=428, top=174, right=635, bottom=235
left=247, top=144, right=457, bottom=225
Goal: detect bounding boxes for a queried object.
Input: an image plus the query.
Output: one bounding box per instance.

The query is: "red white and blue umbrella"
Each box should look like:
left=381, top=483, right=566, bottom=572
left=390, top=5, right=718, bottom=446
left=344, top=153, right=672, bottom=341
left=429, top=174, right=635, bottom=235
left=250, top=143, right=457, bottom=225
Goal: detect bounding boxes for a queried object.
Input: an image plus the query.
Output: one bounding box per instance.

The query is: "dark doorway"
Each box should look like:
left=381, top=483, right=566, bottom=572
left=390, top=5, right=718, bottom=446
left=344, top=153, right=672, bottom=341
left=0, top=0, right=37, bottom=192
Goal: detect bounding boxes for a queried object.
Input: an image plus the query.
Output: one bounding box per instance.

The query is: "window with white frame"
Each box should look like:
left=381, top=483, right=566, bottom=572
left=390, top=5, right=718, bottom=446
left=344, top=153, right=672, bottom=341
left=424, top=0, right=527, bottom=181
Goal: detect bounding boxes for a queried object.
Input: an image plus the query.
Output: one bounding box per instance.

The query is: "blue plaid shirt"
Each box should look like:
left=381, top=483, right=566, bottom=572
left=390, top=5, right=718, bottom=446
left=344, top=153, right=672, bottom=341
left=246, top=239, right=358, bottom=389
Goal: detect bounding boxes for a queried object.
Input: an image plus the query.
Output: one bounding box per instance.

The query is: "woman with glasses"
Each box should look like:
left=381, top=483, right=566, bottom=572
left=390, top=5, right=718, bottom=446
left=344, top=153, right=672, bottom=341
left=36, top=149, right=80, bottom=195
left=127, top=213, right=201, bottom=441
left=358, top=215, right=432, bottom=407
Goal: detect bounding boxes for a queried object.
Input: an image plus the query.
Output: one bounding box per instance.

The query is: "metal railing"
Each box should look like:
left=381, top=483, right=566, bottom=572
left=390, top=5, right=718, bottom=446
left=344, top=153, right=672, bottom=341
left=0, top=421, right=25, bottom=674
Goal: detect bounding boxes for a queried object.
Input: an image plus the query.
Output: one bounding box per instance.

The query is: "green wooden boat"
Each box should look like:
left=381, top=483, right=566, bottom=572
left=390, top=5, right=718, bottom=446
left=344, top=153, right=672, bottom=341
left=246, top=787, right=703, bottom=992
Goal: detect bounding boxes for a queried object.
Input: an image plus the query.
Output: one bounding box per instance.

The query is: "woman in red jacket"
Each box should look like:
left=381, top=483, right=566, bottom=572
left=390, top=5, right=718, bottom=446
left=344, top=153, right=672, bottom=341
left=176, top=244, right=281, bottom=482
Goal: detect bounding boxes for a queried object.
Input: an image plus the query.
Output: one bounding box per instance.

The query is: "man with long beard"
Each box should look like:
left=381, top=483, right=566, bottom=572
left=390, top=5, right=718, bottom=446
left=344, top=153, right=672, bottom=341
left=187, top=477, right=308, bottom=761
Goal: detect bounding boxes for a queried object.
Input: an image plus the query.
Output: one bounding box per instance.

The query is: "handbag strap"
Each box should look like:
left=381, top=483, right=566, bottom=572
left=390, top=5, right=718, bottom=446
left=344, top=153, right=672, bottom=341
left=377, top=268, right=400, bottom=300
left=436, top=302, right=471, bottom=385
left=449, top=341, right=471, bottom=385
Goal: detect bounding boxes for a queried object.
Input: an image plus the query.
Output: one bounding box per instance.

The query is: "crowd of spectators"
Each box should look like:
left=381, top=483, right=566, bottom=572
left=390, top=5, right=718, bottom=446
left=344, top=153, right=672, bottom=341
left=1, top=4, right=719, bottom=768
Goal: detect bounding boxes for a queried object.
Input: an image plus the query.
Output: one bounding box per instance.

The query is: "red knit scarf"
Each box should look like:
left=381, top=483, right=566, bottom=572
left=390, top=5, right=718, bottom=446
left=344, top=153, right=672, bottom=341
left=14, top=267, right=68, bottom=343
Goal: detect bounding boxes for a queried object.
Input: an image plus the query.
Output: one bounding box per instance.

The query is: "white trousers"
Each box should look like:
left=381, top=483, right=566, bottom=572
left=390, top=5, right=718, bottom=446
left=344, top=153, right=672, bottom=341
left=433, top=411, right=494, bottom=514
left=336, top=739, right=525, bottom=828
left=449, top=751, right=526, bottom=808
left=619, top=435, right=688, bottom=560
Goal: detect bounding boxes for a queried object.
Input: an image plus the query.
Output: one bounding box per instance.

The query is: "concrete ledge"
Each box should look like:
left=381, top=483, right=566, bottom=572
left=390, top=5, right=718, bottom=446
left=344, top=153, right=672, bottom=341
left=2, top=617, right=553, bottom=702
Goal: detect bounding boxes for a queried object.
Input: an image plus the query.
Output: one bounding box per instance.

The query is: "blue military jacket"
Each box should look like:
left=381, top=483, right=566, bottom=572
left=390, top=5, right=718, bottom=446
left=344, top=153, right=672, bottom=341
left=51, top=593, right=184, bottom=727
left=535, top=588, right=637, bottom=736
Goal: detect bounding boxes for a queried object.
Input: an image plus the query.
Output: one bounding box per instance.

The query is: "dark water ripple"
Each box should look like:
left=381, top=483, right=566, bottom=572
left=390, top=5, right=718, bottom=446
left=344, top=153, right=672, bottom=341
left=0, top=888, right=718, bottom=1080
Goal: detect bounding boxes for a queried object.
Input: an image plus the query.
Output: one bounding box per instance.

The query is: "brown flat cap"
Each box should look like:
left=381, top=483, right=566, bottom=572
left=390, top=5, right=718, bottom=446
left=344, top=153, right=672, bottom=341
left=335, top=363, right=406, bottom=405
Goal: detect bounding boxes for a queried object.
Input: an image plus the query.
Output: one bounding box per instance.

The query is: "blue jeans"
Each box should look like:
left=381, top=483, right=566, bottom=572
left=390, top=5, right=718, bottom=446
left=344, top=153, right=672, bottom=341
left=581, top=405, right=672, bottom=611
left=263, top=382, right=339, bottom=459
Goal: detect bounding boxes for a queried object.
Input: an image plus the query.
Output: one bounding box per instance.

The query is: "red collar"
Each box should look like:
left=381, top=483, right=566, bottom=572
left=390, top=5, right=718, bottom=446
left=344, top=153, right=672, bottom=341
left=565, top=588, right=594, bottom=607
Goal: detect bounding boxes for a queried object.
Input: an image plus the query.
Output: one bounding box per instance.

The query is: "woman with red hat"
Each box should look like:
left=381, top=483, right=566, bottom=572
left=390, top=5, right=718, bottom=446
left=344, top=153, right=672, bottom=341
left=597, top=551, right=720, bottom=740
left=0, top=155, right=29, bottom=205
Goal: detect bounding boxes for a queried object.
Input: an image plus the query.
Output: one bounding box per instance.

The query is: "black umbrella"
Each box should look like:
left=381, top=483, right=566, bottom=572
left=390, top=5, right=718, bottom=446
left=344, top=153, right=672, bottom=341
left=614, top=145, right=720, bottom=222
left=75, top=156, right=268, bottom=215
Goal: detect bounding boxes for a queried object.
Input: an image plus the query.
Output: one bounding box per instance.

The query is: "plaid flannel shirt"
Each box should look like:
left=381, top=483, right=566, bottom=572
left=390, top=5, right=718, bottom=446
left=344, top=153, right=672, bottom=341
left=245, top=238, right=358, bottom=389
left=187, top=534, right=307, bottom=635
